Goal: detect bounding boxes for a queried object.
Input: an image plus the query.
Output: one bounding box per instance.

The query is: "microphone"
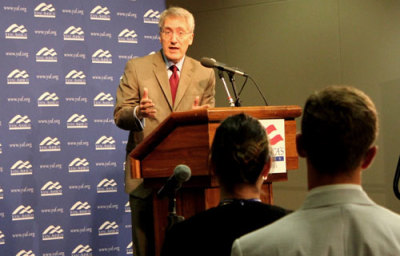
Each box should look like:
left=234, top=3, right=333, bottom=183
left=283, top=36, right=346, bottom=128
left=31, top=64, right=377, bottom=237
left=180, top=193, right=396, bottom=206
left=157, top=164, right=191, bottom=198
left=201, top=57, right=248, bottom=77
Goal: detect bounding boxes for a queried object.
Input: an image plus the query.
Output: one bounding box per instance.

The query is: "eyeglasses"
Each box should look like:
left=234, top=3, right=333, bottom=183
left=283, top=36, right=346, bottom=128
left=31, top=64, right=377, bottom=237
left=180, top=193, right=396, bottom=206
left=161, top=29, right=192, bottom=40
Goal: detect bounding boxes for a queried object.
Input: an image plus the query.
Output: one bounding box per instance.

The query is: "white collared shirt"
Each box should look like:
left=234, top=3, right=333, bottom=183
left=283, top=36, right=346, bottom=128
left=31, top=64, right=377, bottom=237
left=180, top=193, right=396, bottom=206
left=307, top=184, right=363, bottom=198
left=166, top=56, right=185, bottom=79
left=133, top=53, right=186, bottom=126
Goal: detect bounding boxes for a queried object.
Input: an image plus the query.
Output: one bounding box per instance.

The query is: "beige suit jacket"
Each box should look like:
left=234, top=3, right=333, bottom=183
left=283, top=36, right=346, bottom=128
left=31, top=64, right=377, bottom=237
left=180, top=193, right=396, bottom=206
left=114, top=51, right=215, bottom=194
left=231, top=186, right=400, bottom=256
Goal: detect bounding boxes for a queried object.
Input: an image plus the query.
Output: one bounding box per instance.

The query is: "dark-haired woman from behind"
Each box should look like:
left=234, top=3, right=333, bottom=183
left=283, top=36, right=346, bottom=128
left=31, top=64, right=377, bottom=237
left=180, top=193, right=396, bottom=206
left=161, top=113, right=291, bottom=256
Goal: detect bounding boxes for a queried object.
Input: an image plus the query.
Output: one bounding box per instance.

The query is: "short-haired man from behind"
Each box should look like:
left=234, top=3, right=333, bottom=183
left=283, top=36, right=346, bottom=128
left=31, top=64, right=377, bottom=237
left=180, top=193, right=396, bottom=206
left=231, top=86, right=400, bottom=256
left=161, top=113, right=290, bottom=256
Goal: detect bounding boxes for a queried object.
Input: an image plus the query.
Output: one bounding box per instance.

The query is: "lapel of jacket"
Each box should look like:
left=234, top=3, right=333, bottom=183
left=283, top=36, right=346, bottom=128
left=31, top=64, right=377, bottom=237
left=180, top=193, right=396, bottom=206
left=174, top=57, right=193, bottom=110
left=153, top=51, right=173, bottom=110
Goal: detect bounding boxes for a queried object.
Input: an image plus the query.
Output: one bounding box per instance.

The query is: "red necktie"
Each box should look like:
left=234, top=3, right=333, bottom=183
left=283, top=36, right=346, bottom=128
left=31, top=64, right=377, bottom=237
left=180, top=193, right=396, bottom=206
left=169, top=65, right=179, bottom=104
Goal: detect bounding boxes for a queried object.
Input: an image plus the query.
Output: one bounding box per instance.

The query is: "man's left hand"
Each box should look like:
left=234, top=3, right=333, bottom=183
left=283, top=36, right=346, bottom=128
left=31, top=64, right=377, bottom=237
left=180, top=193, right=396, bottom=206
left=192, top=96, right=210, bottom=110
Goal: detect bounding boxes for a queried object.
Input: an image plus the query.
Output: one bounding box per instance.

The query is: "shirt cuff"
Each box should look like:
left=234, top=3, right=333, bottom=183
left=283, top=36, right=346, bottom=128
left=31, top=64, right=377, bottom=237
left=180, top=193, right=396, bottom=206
left=133, top=106, right=145, bottom=130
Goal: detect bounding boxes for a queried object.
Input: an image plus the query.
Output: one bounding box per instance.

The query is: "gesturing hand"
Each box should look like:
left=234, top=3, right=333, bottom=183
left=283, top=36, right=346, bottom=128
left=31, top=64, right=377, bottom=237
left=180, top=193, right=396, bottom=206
left=192, top=96, right=210, bottom=110
left=137, top=88, right=156, bottom=119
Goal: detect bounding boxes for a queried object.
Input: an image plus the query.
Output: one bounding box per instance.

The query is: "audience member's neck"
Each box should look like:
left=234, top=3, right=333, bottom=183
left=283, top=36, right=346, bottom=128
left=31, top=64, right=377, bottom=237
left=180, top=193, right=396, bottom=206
left=307, top=162, right=362, bottom=190
left=220, top=184, right=261, bottom=201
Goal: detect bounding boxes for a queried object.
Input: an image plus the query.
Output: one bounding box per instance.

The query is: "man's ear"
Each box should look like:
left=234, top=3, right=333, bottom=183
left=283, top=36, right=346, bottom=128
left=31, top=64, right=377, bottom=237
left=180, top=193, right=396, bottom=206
left=296, top=133, right=307, bottom=158
left=361, top=146, right=377, bottom=169
left=188, top=33, right=194, bottom=46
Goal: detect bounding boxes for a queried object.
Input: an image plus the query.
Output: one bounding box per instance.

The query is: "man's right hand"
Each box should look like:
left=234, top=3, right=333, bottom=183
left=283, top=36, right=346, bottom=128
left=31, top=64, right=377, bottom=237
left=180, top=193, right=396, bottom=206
left=136, top=88, right=156, bottom=119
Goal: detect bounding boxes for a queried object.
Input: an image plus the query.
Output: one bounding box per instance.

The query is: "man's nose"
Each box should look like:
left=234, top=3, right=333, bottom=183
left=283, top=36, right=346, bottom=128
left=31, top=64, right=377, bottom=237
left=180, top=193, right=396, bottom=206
left=170, top=32, right=178, bottom=42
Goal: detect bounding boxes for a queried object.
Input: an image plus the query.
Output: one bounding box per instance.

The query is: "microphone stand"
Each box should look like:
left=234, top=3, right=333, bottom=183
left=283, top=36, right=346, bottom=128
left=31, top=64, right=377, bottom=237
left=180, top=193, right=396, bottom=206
left=218, top=70, right=235, bottom=107
left=166, top=191, right=185, bottom=232
left=227, top=71, right=241, bottom=107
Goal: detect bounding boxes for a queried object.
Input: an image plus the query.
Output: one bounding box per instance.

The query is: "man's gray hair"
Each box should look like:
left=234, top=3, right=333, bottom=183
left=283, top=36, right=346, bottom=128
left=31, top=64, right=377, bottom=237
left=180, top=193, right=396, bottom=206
left=158, top=7, right=195, bottom=32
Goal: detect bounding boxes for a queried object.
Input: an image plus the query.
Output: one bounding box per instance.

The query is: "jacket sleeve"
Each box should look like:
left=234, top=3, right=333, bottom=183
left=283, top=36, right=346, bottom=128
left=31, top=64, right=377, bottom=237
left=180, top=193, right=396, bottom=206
left=201, top=68, right=216, bottom=107
left=114, top=59, right=143, bottom=131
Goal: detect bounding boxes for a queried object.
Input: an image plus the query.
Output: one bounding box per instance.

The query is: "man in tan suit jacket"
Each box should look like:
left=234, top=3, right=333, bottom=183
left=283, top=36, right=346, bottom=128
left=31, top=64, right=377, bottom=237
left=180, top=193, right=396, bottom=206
left=114, top=7, right=215, bottom=256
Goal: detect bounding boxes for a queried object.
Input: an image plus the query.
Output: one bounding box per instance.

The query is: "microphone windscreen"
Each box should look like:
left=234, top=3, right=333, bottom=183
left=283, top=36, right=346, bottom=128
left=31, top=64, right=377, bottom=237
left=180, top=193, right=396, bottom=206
left=174, top=164, right=191, bottom=182
left=200, top=57, right=216, bottom=68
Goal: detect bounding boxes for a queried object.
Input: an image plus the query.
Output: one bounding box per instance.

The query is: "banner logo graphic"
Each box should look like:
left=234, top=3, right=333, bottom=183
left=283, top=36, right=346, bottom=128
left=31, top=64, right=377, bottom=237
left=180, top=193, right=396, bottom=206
left=126, top=242, right=133, bottom=254
left=143, top=9, right=160, bottom=24
left=97, top=179, right=117, bottom=193
left=125, top=201, right=131, bottom=213
left=90, top=6, right=111, bottom=21
left=260, top=119, right=286, bottom=174
left=41, top=181, right=63, bottom=196
left=266, top=124, right=284, bottom=146
left=126, top=242, right=133, bottom=255
left=9, top=115, right=31, bottom=130
left=92, top=49, right=112, bottom=64
left=118, top=29, right=138, bottom=44
left=38, top=92, right=59, bottom=107
left=70, top=201, right=91, bottom=216
left=12, top=205, right=34, bottom=221
left=7, top=69, right=29, bottom=84
left=69, top=158, right=90, bottom=173
left=0, top=230, right=4, bottom=245
left=63, top=26, right=84, bottom=41
left=71, top=245, right=93, bottom=256
left=98, top=221, right=119, bottom=236
left=42, top=225, right=64, bottom=240
left=65, top=70, right=86, bottom=85
left=10, top=160, right=33, bottom=176
left=16, top=250, right=35, bottom=256
left=93, top=92, right=114, bottom=107
left=36, top=47, right=57, bottom=62
left=34, top=3, right=56, bottom=18
left=67, top=114, right=88, bottom=129
left=95, top=136, right=116, bottom=150
left=5, top=24, right=28, bottom=39
left=39, top=137, right=61, bottom=152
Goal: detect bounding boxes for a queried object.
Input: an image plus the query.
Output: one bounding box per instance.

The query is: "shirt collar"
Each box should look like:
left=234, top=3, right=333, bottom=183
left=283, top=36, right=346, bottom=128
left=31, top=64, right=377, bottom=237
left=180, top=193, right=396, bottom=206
left=308, top=184, right=363, bottom=197
left=161, top=49, right=185, bottom=71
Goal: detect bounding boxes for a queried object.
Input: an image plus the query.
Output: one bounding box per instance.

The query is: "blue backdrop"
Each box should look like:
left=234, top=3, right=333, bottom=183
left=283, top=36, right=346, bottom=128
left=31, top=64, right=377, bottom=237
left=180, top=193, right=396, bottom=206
left=0, top=1, right=165, bottom=255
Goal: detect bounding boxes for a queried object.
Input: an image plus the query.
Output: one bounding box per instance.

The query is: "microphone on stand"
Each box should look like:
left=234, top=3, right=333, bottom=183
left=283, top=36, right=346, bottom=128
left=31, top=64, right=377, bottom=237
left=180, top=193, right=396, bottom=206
left=200, top=57, right=248, bottom=77
left=201, top=57, right=243, bottom=106
left=157, top=164, right=191, bottom=198
left=158, top=165, right=191, bottom=231
left=200, top=56, right=269, bottom=106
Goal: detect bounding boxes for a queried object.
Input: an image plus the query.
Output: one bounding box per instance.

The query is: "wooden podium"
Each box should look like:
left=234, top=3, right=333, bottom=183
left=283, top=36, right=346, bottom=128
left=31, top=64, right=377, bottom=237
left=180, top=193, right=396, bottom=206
left=130, top=106, right=302, bottom=255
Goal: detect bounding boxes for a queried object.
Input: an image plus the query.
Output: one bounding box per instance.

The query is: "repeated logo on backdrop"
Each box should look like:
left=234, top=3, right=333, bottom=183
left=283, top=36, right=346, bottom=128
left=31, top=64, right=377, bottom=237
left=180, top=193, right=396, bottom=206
left=0, top=1, right=165, bottom=255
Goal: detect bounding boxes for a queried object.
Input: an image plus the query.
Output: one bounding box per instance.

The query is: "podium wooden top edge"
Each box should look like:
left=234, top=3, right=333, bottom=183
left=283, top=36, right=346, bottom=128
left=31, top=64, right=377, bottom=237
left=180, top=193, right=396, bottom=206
left=130, top=105, right=302, bottom=159
left=206, top=105, right=302, bottom=121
